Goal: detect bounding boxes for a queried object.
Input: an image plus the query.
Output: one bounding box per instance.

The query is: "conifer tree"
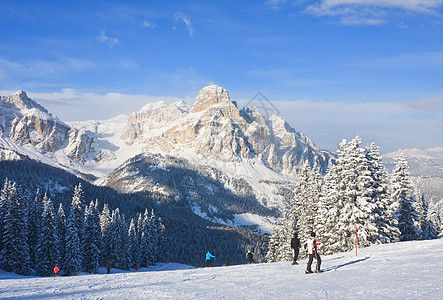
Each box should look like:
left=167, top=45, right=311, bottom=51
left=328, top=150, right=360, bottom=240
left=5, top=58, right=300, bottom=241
left=157, top=217, right=169, bottom=262
left=365, top=142, right=400, bottom=243
left=428, top=201, right=442, bottom=237
left=332, top=137, right=381, bottom=251
left=35, top=194, right=59, bottom=276
left=0, top=179, right=10, bottom=254
left=56, top=203, right=66, bottom=268
left=27, top=189, right=44, bottom=267
left=390, top=153, right=422, bottom=241
left=100, top=203, right=112, bottom=265
left=317, top=165, right=342, bottom=254
left=128, top=218, right=141, bottom=268
left=82, top=200, right=101, bottom=274
left=1, top=182, right=30, bottom=275
left=64, top=184, right=85, bottom=276
left=415, top=193, right=437, bottom=240
left=140, top=209, right=154, bottom=266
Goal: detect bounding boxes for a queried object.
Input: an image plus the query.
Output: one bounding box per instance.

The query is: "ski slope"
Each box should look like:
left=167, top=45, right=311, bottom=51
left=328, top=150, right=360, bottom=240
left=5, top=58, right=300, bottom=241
left=1, top=238, right=442, bottom=299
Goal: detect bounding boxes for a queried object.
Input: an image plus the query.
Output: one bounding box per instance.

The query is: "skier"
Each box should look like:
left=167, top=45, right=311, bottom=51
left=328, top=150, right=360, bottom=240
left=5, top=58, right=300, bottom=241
left=106, top=261, right=112, bottom=274
left=53, top=265, right=59, bottom=276
left=205, top=251, right=215, bottom=267
left=303, top=232, right=322, bottom=274
left=246, top=250, right=254, bottom=264
left=290, top=232, right=301, bottom=265
left=225, top=257, right=231, bottom=266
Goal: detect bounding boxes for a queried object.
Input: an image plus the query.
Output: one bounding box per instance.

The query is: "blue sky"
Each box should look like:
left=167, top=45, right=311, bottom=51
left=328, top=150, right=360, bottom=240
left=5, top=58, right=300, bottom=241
left=1, top=0, right=442, bottom=153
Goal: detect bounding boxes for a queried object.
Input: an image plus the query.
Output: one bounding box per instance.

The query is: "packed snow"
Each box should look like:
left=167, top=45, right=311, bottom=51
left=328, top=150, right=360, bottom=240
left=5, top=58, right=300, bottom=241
left=1, top=238, right=441, bottom=299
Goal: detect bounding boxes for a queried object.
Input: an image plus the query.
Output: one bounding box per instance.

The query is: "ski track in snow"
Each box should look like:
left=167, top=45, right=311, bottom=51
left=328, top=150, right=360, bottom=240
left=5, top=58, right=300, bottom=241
left=0, top=239, right=442, bottom=299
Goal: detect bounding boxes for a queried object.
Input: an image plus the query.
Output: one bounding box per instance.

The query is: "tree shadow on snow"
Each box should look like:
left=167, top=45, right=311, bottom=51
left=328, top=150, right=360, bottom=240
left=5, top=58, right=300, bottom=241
left=324, top=257, right=370, bottom=272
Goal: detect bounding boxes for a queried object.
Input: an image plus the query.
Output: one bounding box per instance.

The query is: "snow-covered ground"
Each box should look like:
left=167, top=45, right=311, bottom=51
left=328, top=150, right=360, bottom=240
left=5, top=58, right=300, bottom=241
left=1, top=238, right=442, bottom=299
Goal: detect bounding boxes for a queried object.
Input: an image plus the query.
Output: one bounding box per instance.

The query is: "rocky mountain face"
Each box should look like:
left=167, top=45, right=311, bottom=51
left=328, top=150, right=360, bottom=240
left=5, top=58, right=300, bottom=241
left=0, top=86, right=332, bottom=232
left=0, top=91, right=95, bottom=161
left=121, top=85, right=331, bottom=174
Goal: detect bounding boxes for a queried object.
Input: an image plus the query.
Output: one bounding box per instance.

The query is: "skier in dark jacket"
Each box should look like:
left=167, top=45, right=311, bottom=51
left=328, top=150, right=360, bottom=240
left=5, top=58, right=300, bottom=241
left=246, top=250, right=254, bottom=264
left=290, top=232, right=301, bottom=265
left=106, top=261, right=112, bottom=274
left=303, top=232, right=322, bottom=273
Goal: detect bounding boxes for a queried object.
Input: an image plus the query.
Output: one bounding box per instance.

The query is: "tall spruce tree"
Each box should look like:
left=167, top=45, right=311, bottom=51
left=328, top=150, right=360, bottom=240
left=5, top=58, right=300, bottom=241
left=333, top=137, right=381, bottom=251
left=128, top=218, right=140, bottom=268
left=415, top=193, right=437, bottom=240
left=100, top=203, right=112, bottom=265
left=64, top=184, right=85, bottom=275
left=27, top=190, right=44, bottom=267
left=317, top=164, right=342, bottom=254
left=0, top=179, right=10, bottom=255
left=1, top=182, right=30, bottom=275
left=390, top=153, right=422, bottom=241
left=428, top=201, right=442, bottom=237
left=82, top=200, right=101, bottom=274
left=35, top=194, right=59, bottom=276
left=56, top=203, right=66, bottom=268
left=365, top=142, right=400, bottom=243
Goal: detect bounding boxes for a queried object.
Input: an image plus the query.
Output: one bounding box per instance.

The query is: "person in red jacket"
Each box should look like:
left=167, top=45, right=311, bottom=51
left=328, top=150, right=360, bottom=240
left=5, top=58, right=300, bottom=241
left=303, top=232, right=322, bottom=274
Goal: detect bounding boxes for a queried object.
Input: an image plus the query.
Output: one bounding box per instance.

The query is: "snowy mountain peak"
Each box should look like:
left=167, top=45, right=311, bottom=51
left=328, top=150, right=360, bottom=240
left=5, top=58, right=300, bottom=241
left=5, top=90, right=49, bottom=113
left=191, top=85, right=234, bottom=113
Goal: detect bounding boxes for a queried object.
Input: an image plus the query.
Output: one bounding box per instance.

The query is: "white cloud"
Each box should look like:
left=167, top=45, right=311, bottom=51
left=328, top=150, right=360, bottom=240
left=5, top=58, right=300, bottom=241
left=263, top=0, right=288, bottom=10
left=304, top=0, right=443, bottom=25
left=236, top=96, right=443, bottom=153
left=143, top=20, right=158, bottom=29
left=96, top=31, right=120, bottom=48
left=174, top=12, right=195, bottom=38
left=26, top=89, right=182, bottom=122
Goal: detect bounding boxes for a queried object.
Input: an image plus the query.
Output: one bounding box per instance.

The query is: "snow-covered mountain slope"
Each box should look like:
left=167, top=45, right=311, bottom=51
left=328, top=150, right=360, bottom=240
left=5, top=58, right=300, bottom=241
left=384, top=147, right=443, bottom=177
left=0, top=86, right=332, bottom=230
left=383, top=147, right=443, bottom=203
left=1, top=238, right=441, bottom=299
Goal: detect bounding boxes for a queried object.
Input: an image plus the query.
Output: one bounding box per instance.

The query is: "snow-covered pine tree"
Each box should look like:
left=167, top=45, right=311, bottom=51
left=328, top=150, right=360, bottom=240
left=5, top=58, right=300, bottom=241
left=1, top=182, right=30, bottom=275
left=128, top=218, right=141, bottom=268
left=149, top=209, right=161, bottom=262
left=317, top=164, right=342, bottom=254
left=265, top=225, right=280, bottom=262
left=139, top=209, right=154, bottom=267
left=415, top=193, right=437, bottom=240
left=27, top=189, right=44, bottom=267
left=107, top=208, right=130, bottom=270
left=64, top=184, right=85, bottom=276
left=35, top=194, right=59, bottom=276
left=119, top=214, right=131, bottom=270
left=266, top=163, right=323, bottom=261
left=56, top=203, right=66, bottom=268
left=82, top=200, right=101, bottom=274
left=390, top=153, right=422, bottom=241
left=157, top=217, right=169, bottom=263
left=71, top=183, right=85, bottom=244
left=328, top=137, right=380, bottom=252
left=99, top=203, right=112, bottom=265
left=0, top=179, right=10, bottom=254
left=365, top=142, right=400, bottom=243
left=428, top=201, right=442, bottom=237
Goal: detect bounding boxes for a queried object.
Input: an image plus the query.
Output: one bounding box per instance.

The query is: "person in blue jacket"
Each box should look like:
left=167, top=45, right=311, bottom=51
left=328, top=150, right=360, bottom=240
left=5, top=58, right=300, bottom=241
left=205, top=251, right=215, bottom=267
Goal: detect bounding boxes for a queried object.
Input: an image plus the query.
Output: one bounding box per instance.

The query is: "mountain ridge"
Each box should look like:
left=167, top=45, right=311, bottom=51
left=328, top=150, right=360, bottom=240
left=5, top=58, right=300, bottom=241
left=0, top=86, right=332, bottom=231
